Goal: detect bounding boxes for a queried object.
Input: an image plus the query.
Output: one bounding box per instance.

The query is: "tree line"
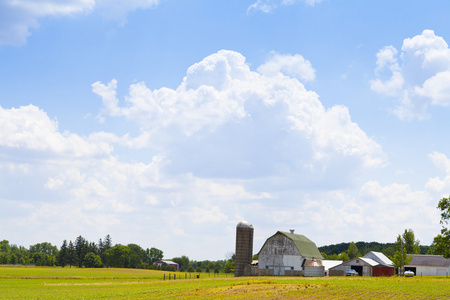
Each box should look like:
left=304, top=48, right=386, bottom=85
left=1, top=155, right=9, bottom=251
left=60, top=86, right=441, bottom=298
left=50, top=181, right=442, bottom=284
left=0, top=235, right=235, bottom=273
left=0, top=235, right=163, bottom=269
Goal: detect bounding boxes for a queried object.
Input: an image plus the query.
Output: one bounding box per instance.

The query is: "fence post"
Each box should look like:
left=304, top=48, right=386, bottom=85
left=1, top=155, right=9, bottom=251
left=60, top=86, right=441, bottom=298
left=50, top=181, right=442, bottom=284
left=164, top=274, right=165, bottom=280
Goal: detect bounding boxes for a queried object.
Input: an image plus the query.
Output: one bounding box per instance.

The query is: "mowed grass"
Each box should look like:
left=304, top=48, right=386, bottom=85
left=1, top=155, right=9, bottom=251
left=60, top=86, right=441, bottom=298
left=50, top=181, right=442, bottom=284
left=0, top=266, right=449, bottom=299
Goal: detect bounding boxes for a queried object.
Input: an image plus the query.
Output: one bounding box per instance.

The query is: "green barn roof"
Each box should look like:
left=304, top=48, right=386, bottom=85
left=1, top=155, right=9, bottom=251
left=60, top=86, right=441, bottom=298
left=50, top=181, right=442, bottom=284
left=278, top=231, right=323, bottom=259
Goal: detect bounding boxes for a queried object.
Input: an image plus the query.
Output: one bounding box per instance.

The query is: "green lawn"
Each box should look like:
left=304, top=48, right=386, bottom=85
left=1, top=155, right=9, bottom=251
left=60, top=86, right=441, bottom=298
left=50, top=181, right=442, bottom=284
left=0, top=266, right=449, bottom=299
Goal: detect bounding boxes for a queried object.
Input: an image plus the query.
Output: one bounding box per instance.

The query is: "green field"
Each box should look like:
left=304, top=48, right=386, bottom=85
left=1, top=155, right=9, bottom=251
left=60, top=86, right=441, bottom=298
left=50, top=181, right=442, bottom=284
left=0, top=266, right=449, bottom=299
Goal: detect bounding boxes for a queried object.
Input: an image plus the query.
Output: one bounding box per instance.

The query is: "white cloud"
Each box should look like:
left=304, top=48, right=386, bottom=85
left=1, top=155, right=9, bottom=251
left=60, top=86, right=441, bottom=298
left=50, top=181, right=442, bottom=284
left=0, top=0, right=159, bottom=46
left=257, top=52, right=315, bottom=82
left=248, top=0, right=323, bottom=14
left=94, top=50, right=385, bottom=182
left=371, top=30, right=450, bottom=120
left=0, top=104, right=112, bottom=158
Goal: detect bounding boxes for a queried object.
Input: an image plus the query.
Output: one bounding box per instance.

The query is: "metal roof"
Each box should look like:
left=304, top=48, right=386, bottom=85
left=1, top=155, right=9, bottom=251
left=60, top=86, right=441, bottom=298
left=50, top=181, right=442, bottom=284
left=278, top=231, right=324, bottom=259
left=237, top=221, right=253, bottom=228
left=407, top=255, right=450, bottom=267
left=363, top=251, right=394, bottom=266
left=322, top=260, right=343, bottom=270
left=360, top=257, right=379, bottom=267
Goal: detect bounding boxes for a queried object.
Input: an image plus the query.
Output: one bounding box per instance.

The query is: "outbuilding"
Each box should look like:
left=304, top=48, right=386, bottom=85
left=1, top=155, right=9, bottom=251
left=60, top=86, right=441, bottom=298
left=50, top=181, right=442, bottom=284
left=329, top=251, right=394, bottom=276
left=405, top=255, right=450, bottom=276
left=154, top=260, right=180, bottom=270
left=257, top=230, right=323, bottom=276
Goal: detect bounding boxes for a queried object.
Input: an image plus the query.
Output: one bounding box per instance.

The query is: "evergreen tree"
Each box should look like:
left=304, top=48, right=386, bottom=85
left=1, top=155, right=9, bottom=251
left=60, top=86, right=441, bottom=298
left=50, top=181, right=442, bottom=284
left=75, top=235, right=88, bottom=268
left=67, top=241, right=76, bottom=268
left=58, top=240, right=68, bottom=267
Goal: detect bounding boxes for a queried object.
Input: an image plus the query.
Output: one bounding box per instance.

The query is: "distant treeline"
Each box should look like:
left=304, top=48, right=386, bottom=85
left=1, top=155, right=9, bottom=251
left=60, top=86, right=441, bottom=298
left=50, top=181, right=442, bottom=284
left=319, top=241, right=431, bottom=259
left=0, top=236, right=234, bottom=273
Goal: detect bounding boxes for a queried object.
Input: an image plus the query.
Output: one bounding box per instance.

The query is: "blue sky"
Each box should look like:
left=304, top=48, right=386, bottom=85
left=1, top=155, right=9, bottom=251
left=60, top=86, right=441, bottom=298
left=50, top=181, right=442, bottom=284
left=2, top=0, right=450, bottom=260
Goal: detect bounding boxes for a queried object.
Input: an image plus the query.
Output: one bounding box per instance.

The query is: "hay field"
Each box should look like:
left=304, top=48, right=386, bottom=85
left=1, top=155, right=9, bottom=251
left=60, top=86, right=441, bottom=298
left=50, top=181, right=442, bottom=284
left=0, top=266, right=449, bottom=299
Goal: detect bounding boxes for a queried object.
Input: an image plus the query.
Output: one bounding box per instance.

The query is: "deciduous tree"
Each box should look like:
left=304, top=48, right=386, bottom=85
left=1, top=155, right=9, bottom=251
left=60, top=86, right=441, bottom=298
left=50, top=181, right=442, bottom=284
left=347, top=242, right=361, bottom=259
left=432, top=196, right=450, bottom=258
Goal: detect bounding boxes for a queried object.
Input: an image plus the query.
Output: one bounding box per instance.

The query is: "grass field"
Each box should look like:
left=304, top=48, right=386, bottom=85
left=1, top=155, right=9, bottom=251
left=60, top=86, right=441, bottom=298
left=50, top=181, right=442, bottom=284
left=0, top=266, right=449, bottom=299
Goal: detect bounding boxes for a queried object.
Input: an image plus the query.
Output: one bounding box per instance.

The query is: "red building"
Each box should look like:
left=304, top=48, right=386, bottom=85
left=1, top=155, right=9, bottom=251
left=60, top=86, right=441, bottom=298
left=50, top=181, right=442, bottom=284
left=154, top=260, right=179, bottom=270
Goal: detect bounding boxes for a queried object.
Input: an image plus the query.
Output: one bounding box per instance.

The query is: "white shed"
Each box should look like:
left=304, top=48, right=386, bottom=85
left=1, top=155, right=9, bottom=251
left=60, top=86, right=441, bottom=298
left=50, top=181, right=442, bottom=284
left=405, top=255, right=450, bottom=276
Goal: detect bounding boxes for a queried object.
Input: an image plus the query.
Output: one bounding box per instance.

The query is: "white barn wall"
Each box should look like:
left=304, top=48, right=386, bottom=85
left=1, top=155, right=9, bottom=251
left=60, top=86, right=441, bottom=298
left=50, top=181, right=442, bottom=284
left=413, top=266, right=450, bottom=276
left=259, top=234, right=302, bottom=272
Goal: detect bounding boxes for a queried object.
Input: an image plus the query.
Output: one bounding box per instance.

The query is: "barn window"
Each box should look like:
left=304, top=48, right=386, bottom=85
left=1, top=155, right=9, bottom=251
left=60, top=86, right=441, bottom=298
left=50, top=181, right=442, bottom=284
left=291, top=267, right=294, bottom=270
left=266, top=265, right=269, bottom=269
left=356, top=260, right=359, bottom=263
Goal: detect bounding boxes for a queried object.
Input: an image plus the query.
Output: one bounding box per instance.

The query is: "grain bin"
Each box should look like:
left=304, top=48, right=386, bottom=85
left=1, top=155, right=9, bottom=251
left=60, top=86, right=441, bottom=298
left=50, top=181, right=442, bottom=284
left=235, top=221, right=254, bottom=277
left=304, top=261, right=325, bottom=277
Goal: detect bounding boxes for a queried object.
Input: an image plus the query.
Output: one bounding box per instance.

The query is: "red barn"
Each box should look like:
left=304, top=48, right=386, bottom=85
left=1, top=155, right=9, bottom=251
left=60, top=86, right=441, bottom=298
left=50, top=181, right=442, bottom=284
left=154, top=260, right=179, bottom=270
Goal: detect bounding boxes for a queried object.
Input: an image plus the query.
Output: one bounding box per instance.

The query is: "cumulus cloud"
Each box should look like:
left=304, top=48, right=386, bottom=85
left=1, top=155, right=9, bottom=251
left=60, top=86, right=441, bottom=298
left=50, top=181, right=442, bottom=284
left=0, top=0, right=159, bottom=46
left=93, top=50, right=385, bottom=182
left=371, top=30, right=450, bottom=120
left=257, top=52, right=315, bottom=82
left=425, top=151, right=450, bottom=195
left=248, top=0, right=323, bottom=14
left=0, top=104, right=112, bottom=158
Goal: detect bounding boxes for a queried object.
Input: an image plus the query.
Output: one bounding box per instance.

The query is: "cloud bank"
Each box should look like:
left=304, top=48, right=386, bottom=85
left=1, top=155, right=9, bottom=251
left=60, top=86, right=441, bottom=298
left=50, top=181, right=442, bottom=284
left=2, top=49, right=444, bottom=259
left=371, top=30, right=450, bottom=120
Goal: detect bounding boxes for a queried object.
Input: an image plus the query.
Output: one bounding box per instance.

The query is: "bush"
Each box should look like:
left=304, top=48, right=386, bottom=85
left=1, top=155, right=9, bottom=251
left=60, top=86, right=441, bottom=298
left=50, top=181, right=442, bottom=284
left=187, top=266, right=194, bottom=273
left=83, top=252, right=103, bottom=268
left=196, top=266, right=202, bottom=273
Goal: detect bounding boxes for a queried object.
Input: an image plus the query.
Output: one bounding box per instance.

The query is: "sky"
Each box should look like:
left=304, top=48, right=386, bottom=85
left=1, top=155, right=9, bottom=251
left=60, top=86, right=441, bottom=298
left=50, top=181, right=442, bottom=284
left=1, top=0, right=450, bottom=261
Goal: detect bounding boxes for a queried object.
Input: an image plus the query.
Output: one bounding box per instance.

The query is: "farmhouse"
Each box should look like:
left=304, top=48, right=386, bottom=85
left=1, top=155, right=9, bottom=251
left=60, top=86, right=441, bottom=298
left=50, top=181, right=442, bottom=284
left=329, top=251, right=395, bottom=276
left=153, top=260, right=179, bottom=270
left=404, top=254, right=450, bottom=276
left=256, top=230, right=323, bottom=276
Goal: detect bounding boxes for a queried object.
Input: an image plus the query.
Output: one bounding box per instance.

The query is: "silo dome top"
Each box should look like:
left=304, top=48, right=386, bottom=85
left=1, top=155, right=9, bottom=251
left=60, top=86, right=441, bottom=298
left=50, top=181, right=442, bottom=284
left=237, top=221, right=253, bottom=228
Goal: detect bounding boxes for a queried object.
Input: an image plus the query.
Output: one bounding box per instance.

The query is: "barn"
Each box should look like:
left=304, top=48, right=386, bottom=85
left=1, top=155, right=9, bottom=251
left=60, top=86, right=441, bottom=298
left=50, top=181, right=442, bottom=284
left=257, top=230, right=323, bottom=276
left=329, top=251, right=394, bottom=276
left=405, top=255, right=450, bottom=276
left=153, top=260, right=179, bottom=270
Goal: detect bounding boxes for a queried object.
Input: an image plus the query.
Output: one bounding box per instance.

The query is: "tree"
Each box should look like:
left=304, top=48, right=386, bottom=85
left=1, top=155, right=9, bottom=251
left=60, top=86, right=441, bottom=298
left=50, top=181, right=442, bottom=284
left=67, top=241, right=76, bottom=268
left=432, top=196, right=450, bottom=258
left=127, top=244, right=146, bottom=268
left=29, top=242, right=58, bottom=256
left=347, top=242, right=361, bottom=259
left=392, top=231, right=417, bottom=271
left=83, top=252, right=103, bottom=268
left=402, top=229, right=420, bottom=254
left=187, top=266, right=194, bottom=273
left=223, top=261, right=234, bottom=273
left=146, top=247, right=163, bottom=264
left=74, top=236, right=88, bottom=268
left=105, top=245, right=130, bottom=268
left=196, top=266, right=202, bottom=273
left=172, top=255, right=189, bottom=270
left=338, top=252, right=349, bottom=262
left=58, top=240, right=68, bottom=267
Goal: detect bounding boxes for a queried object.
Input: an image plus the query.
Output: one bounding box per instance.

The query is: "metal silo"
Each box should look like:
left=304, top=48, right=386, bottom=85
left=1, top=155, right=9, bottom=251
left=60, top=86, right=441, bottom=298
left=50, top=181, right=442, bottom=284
left=235, top=221, right=254, bottom=277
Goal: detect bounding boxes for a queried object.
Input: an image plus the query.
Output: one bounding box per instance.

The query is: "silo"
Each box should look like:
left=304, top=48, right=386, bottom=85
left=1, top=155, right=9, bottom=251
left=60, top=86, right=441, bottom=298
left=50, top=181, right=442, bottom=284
left=304, top=261, right=325, bottom=277
left=235, top=221, right=254, bottom=277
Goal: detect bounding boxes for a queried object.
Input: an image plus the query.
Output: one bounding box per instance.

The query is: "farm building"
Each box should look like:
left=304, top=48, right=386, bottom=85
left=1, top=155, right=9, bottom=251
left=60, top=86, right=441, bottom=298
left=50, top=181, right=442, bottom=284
left=322, top=260, right=343, bottom=276
left=404, top=255, right=450, bottom=276
left=256, top=230, right=323, bottom=276
left=153, top=260, right=179, bottom=270
left=329, top=251, right=394, bottom=276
